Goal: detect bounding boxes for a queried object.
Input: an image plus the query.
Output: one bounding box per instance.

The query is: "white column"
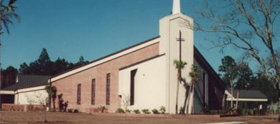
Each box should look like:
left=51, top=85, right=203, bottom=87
left=172, top=0, right=181, bottom=14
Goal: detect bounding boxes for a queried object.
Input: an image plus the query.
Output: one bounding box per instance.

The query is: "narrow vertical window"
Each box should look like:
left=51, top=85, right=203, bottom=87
left=203, top=72, right=206, bottom=106
left=91, top=79, right=96, bottom=105
left=130, top=69, right=137, bottom=105
left=77, top=84, right=81, bottom=105
left=106, top=73, right=110, bottom=105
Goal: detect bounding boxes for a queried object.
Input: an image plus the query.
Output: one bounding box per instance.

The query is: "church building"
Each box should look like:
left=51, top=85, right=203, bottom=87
left=51, top=0, right=225, bottom=114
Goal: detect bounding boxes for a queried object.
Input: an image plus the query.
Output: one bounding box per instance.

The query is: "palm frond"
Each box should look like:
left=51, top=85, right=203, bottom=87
left=189, top=65, right=201, bottom=83
left=173, top=60, right=187, bottom=69
left=0, top=0, right=20, bottom=35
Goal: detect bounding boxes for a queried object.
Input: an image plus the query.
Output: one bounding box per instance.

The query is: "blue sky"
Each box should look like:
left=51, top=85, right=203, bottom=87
left=2, top=0, right=239, bottom=72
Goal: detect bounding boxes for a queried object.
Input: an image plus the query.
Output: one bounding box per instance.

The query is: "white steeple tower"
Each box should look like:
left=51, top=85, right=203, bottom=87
left=159, top=0, right=194, bottom=114
left=172, top=0, right=181, bottom=14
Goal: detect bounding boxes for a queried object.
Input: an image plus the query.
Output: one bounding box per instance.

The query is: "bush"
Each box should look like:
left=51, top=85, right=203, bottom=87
left=242, top=108, right=248, bottom=115
left=68, top=109, right=73, bottom=113
left=133, top=109, right=140, bottom=114
left=98, top=106, right=107, bottom=113
left=266, top=108, right=272, bottom=114
left=160, top=106, right=166, bottom=114
left=210, top=110, right=218, bottom=114
left=179, top=107, right=184, bottom=114
left=152, top=109, right=160, bottom=114
left=142, top=109, right=151, bottom=114
left=204, top=107, right=210, bottom=114
left=126, top=109, right=131, bottom=113
left=74, top=109, right=79, bottom=113
left=248, top=109, right=254, bottom=115
left=116, top=108, right=125, bottom=113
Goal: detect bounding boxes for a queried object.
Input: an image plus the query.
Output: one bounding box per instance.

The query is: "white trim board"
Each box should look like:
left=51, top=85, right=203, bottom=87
left=51, top=38, right=160, bottom=82
left=226, top=98, right=268, bottom=102
left=0, top=90, right=15, bottom=95
left=225, top=90, right=268, bottom=102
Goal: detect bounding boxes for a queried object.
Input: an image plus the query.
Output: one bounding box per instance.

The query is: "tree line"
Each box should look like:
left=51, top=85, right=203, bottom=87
left=1, top=48, right=89, bottom=88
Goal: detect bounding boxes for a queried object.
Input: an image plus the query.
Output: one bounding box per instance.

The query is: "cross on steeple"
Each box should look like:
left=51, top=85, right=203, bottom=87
left=172, top=0, right=181, bottom=14
left=177, top=30, right=185, bottom=63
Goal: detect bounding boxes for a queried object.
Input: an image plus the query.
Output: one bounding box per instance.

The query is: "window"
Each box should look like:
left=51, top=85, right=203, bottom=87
left=203, top=72, right=206, bottom=107
left=130, top=69, right=137, bottom=105
left=106, top=73, right=110, bottom=105
left=91, top=79, right=96, bottom=105
left=77, top=84, right=81, bottom=105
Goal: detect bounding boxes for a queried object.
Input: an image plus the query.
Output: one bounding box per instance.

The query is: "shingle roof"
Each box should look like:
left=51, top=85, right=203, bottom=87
left=2, top=75, right=51, bottom=91
left=227, top=89, right=267, bottom=99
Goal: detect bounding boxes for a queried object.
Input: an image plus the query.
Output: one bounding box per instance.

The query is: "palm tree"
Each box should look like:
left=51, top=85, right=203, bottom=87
left=45, top=85, right=57, bottom=112
left=51, top=86, right=57, bottom=111
left=173, top=60, right=187, bottom=114
left=0, top=0, right=20, bottom=35
left=0, top=0, right=20, bottom=107
left=187, top=65, right=200, bottom=114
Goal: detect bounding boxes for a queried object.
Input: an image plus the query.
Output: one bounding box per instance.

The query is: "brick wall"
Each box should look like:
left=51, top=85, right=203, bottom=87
left=2, top=104, right=45, bottom=111
left=52, top=42, right=160, bottom=113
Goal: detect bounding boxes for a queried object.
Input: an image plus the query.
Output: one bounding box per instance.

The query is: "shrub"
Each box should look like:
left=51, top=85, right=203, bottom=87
left=217, top=110, right=222, bottom=114
left=179, top=107, right=184, bottom=114
left=116, top=108, right=125, bottom=113
left=126, top=109, right=131, bottom=113
left=74, top=109, right=79, bottom=113
left=204, top=107, right=210, bottom=114
left=226, top=107, right=236, bottom=115
left=248, top=109, right=254, bottom=115
left=210, top=110, right=218, bottom=114
left=160, top=106, right=166, bottom=114
left=152, top=109, right=160, bottom=114
left=242, top=108, right=248, bottom=115
left=98, top=106, right=107, bottom=113
left=266, top=108, right=272, bottom=114
left=133, top=109, right=140, bottom=114
left=68, top=109, right=73, bottom=113
left=142, top=109, right=151, bottom=114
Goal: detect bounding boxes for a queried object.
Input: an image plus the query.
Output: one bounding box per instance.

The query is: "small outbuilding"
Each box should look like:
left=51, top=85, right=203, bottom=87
left=0, top=75, right=51, bottom=106
left=225, top=89, right=268, bottom=109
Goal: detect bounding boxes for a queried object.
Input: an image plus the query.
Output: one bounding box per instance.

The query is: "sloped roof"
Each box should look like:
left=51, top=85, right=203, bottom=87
left=2, top=75, right=51, bottom=91
left=227, top=89, right=267, bottom=99
left=194, top=47, right=225, bottom=90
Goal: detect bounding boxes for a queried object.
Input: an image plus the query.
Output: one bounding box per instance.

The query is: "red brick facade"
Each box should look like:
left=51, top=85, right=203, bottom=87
left=2, top=104, right=45, bottom=111
left=52, top=41, right=159, bottom=113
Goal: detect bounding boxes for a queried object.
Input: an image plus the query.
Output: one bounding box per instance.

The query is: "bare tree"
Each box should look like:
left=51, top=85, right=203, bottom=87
left=25, top=92, right=47, bottom=106
left=34, top=91, right=48, bottom=106
left=25, top=93, right=36, bottom=105
left=193, top=0, right=280, bottom=120
left=122, top=94, right=130, bottom=113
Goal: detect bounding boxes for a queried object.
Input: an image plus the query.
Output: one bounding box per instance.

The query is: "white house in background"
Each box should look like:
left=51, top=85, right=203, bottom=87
left=50, top=0, right=225, bottom=114
left=0, top=75, right=51, bottom=105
